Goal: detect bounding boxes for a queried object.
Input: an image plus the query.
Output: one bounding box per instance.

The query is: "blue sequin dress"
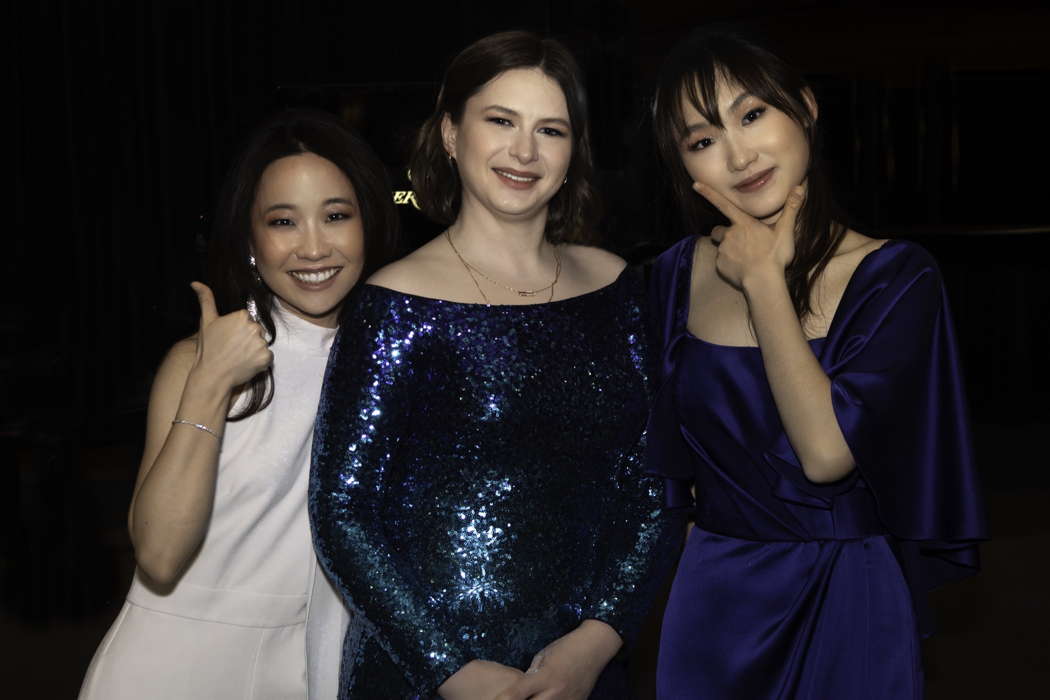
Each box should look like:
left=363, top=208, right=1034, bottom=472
left=309, top=267, right=679, bottom=699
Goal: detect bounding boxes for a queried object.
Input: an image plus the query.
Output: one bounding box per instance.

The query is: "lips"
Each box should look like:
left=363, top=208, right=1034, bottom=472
left=734, top=167, right=775, bottom=193
left=493, top=167, right=541, bottom=189
left=288, top=267, right=340, bottom=285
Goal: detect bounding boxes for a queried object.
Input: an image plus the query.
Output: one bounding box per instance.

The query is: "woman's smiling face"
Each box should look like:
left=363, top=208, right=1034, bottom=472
left=250, top=152, right=365, bottom=327
left=442, top=67, right=573, bottom=225
left=678, top=78, right=814, bottom=224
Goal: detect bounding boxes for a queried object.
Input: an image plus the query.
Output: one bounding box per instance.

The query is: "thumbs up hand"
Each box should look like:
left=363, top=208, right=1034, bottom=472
left=189, top=282, right=273, bottom=390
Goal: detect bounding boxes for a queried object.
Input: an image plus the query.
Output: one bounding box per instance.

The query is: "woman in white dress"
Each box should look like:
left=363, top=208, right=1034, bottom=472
left=79, top=109, right=400, bottom=699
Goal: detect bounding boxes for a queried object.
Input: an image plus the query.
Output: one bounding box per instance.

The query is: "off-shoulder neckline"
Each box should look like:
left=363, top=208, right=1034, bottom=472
left=359, top=264, right=631, bottom=309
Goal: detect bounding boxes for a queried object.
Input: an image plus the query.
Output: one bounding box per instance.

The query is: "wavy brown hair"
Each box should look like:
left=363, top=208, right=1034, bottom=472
left=652, top=26, right=848, bottom=321
left=410, top=30, right=600, bottom=245
left=208, top=108, right=400, bottom=419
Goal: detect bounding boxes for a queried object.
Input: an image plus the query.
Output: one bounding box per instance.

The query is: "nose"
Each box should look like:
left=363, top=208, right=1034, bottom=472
left=508, top=128, right=538, bottom=164
left=296, top=221, right=329, bottom=261
left=724, top=133, right=757, bottom=172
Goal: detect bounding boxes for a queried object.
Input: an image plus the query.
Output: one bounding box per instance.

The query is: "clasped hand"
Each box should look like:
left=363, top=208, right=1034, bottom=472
left=693, top=181, right=805, bottom=290
left=439, top=621, right=619, bottom=700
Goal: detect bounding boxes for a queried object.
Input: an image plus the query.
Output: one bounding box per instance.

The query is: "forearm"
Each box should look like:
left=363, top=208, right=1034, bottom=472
left=129, top=369, right=231, bottom=584
left=587, top=459, right=683, bottom=644
left=744, top=269, right=854, bottom=482
left=311, top=468, right=470, bottom=694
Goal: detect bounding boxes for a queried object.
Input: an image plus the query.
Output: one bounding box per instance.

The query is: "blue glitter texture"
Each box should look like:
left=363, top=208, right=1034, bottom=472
left=309, top=267, right=680, bottom=698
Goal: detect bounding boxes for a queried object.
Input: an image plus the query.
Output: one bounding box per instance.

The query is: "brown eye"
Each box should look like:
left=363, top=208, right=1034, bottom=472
left=688, top=137, right=714, bottom=152
left=742, top=107, right=766, bottom=125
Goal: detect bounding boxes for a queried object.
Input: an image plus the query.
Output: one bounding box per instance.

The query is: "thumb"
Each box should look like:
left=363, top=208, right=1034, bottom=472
left=190, top=281, right=219, bottom=328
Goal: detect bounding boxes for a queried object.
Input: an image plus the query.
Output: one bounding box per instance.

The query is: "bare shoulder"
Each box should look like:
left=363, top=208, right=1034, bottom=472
left=365, top=236, right=449, bottom=296
left=835, top=230, right=888, bottom=261
left=558, top=244, right=627, bottom=288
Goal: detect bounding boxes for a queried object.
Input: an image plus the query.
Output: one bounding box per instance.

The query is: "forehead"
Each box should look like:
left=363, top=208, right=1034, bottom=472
left=678, top=75, right=746, bottom=122
left=255, top=153, right=354, bottom=200
left=469, top=67, right=569, bottom=117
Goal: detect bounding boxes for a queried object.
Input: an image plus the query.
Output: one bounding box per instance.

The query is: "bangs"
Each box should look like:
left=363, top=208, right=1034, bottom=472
left=662, top=53, right=810, bottom=145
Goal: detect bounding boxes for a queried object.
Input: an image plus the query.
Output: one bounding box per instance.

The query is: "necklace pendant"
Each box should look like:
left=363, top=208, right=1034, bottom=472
left=518, top=290, right=536, bottom=297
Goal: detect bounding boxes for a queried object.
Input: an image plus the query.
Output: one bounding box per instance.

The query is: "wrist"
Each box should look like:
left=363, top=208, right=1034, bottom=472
left=741, top=264, right=788, bottom=300
left=180, top=367, right=235, bottom=418
left=575, top=620, right=622, bottom=663
left=185, top=363, right=239, bottom=398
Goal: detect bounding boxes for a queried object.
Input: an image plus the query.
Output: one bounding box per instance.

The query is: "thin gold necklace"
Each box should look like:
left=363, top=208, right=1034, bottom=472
left=445, top=229, right=561, bottom=304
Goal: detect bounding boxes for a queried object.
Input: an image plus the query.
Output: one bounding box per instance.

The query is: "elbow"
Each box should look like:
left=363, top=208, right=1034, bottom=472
left=129, top=523, right=191, bottom=587
left=133, top=543, right=187, bottom=587
left=799, top=448, right=856, bottom=484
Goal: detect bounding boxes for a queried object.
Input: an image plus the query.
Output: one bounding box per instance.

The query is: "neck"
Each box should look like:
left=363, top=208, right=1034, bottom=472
left=449, top=200, right=552, bottom=275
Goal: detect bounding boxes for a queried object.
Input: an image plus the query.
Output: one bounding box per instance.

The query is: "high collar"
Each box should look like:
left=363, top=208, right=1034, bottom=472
left=270, top=298, right=338, bottom=355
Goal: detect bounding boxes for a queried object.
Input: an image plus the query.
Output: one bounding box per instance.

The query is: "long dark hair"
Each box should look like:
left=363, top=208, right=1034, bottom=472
left=208, top=108, right=400, bottom=419
left=410, top=30, right=600, bottom=244
left=652, top=26, right=847, bottom=321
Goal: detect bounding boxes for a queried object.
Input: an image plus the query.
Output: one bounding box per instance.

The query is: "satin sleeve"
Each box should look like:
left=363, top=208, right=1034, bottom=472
left=645, top=238, right=704, bottom=508
left=764, top=242, right=987, bottom=627
left=309, top=289, right=470, bottom=695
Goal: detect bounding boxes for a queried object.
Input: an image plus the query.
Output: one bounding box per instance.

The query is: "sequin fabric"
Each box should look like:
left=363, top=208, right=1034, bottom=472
left=310, top=267, right=680, bottom=699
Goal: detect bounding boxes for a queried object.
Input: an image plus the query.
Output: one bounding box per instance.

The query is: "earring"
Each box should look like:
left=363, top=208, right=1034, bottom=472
left=563, top=177, right=568, bottom=185
left=248, top=254, right=257, bottom=269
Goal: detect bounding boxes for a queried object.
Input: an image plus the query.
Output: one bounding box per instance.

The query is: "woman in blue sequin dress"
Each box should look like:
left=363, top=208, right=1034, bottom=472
left=309, top=32, right=680, bottom=700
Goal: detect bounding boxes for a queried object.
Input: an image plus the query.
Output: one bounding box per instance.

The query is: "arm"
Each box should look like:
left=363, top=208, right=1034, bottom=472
left=309, top=296, right=485, bottom=696
left=743, top=268, right=854, bottom=482
left=696, top=183, right=854, bottom=483
left=129, top=283, right=272, bottom=584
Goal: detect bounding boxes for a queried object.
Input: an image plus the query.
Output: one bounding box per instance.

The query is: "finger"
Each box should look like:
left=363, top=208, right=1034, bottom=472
left=692, top=181, right=753, bottom=225
left=773, top=185, right=806, bottom=237
left=493, top=674, right=543, bottom=700
left=710, top=225, right=727, bottom=246
left=190, top=282, right=219, bottom=327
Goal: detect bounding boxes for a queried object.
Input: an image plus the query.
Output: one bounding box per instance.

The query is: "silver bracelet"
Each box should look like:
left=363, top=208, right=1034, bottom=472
left=172, top=418, right=221, bottom=440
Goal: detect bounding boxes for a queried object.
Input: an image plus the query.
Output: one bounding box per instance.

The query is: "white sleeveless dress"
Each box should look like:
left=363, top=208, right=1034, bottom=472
left=80, top=303, right=350, bottom=699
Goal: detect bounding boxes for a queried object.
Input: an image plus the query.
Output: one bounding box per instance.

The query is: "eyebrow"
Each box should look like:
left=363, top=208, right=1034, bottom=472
left=682, top=91, right=755, bottom=134
left=483, top=104, right=571, bottom=129
left=262, top=197, right=355, bottom=214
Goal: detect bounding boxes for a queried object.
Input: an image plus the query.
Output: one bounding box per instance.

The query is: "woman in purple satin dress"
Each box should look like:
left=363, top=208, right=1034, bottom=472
left=646, top=27, right=986, bottom=698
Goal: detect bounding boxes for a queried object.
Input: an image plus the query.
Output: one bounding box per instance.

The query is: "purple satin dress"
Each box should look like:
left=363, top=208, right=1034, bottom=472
left=647, top=237, right=986, bottom=699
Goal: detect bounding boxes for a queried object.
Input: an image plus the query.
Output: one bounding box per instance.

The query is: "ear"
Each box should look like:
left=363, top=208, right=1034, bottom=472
left=440, top=113, right=457, bottom=160
left=801, top=87, right=818, bottom=123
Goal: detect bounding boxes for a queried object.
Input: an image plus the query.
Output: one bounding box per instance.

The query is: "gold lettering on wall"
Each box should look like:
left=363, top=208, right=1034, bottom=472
left=392, top=190, right=421, bottom=210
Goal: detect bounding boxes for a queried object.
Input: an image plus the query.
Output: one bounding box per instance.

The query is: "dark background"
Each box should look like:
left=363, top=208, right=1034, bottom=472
left=4, top=1, right=1049, bottom=697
